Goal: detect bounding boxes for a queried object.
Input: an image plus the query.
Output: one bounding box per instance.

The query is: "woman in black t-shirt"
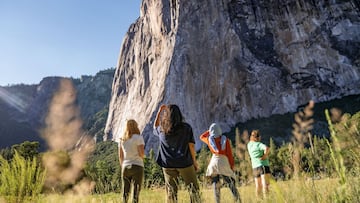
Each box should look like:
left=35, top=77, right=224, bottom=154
left=153, top=104, right=201, bottom=203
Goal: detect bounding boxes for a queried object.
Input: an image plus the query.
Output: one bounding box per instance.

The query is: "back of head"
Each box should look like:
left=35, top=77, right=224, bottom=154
left=209, top=123, right=222, bottom=138
left=161, top=104, right=183, bottom=134
left=122, top=119, right=140, bottom=141
left=169, top=104, right=183, bottom=127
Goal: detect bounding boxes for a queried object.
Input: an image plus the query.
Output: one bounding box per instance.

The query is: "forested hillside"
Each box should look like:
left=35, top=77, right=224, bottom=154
left=0, top=68, right=115, bottom=150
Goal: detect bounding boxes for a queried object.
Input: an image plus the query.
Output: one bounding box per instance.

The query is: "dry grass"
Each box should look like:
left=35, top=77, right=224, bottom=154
left=33, top=178, right=341, bottom=203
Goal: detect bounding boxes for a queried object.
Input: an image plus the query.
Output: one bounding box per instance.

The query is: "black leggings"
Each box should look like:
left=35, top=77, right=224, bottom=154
left=211, top=175, right=241, bottom=203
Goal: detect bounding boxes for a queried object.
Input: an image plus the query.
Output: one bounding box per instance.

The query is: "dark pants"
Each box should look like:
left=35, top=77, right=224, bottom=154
left=162, top=165, right=201, bottom=203
left=252, top=165, right=271, bottom=178
left=122, top=164, right=144, bottom=203
left=211, top=175, right=241, bottom=203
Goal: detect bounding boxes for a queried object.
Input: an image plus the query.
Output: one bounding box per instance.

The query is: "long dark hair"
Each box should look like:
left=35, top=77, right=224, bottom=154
left=161, top=104, right=183, bottom=135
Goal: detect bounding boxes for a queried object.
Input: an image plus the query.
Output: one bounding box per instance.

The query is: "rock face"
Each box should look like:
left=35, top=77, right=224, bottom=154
left=0, top=69, right=114, bottom=149
left=105, top=0, right=360, bottom=151
left=75, top=69, right=114, bottom=119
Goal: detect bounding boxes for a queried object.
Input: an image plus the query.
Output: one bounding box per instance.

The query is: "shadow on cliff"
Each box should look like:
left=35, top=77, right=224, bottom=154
left=227, top=94, right=360, bottom=146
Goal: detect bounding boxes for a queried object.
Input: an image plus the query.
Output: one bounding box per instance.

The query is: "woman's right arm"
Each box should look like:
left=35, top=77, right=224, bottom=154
left=199, top=130, right=210, bottom=144
left=154, top=104, right=166, bottom=128
left=118, top=143, right=124, bottom=165
left=189, top=143, right=199, bottom=171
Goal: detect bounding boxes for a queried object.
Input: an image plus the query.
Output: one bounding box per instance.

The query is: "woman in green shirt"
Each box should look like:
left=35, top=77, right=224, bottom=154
left=247, top=130, right=270, bottom=198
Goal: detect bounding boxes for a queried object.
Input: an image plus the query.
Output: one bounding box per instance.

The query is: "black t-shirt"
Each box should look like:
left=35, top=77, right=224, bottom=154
left=153, top=122, right=195, bottom=168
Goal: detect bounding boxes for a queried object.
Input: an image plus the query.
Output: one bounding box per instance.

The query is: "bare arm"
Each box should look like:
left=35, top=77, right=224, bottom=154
left=225, top=139, right=235, bottom=170
left=189, top=143, right=198, bottom=171
left=260, top=146, right=270, bottom=160
left=119, top=143, right=124, bottom=165
left=154, top=104, right=167, bottom=128
left=137, top=144, right=145, bottom=159
left=199, top=130, right=210, bottom=143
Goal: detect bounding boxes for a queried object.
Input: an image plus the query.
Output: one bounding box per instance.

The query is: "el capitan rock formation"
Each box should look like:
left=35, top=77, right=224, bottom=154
left=105, top=0, right=360, bottom=151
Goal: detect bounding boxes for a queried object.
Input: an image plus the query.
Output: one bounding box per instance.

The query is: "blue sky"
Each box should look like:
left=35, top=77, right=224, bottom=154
left=0, top=0, right=141, bottom=86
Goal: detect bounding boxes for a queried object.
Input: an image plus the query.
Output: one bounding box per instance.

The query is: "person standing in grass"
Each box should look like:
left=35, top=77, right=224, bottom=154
left=200, top=123, right=241, bottom=203
left=153, top=104, right=201, bottom=203
left=119, top=119, right=145, bottom=203
left=247, top=129, right=271, bottom=198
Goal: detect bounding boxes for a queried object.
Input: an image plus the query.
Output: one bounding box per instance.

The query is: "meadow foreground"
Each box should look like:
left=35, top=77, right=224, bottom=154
left=28, top=178, right=345, bottom=203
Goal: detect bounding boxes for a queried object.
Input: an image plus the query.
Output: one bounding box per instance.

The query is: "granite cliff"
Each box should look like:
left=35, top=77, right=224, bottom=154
left=105, top=0, right=360, bottom=151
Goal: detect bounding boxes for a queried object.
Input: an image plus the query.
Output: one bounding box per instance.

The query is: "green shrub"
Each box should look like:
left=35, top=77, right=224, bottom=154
left=0, top=151, right=45, bottom=202
left=143, top=149, right=164, bottom=188
left=84, top=141, right=121, bottom=194
left=11, top=141, right=40, bottom=160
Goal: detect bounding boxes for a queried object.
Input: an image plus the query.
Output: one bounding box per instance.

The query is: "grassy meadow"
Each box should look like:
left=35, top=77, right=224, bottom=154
left=1, top=178, right=346, bottom=203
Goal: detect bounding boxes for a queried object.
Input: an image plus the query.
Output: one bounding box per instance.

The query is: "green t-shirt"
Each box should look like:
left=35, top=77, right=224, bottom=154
left=247, top=141, right=270, bottom=168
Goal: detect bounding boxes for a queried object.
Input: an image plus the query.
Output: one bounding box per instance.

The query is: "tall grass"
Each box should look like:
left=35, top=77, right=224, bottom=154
left=34, top=178, right=341, bottom=203
left=0, top=151, right=45, bottom=202
left=325, top=109, right=360, bottom=202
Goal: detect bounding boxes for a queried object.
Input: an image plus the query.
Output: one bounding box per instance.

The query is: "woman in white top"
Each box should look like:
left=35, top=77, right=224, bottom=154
left=119, top=119, right=145, bottom=203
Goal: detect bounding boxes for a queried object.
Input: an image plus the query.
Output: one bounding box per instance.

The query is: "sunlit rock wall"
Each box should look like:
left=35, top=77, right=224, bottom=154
left=105, top=0, right=360, bottom=151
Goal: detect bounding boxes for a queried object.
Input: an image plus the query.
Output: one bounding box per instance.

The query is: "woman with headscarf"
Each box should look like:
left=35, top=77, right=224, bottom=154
left=200, top=123, right=241, bottom=203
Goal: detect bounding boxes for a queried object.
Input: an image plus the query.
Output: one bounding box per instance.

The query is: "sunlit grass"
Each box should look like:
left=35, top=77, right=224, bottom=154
left=33, top=178, right=341, bottom=203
